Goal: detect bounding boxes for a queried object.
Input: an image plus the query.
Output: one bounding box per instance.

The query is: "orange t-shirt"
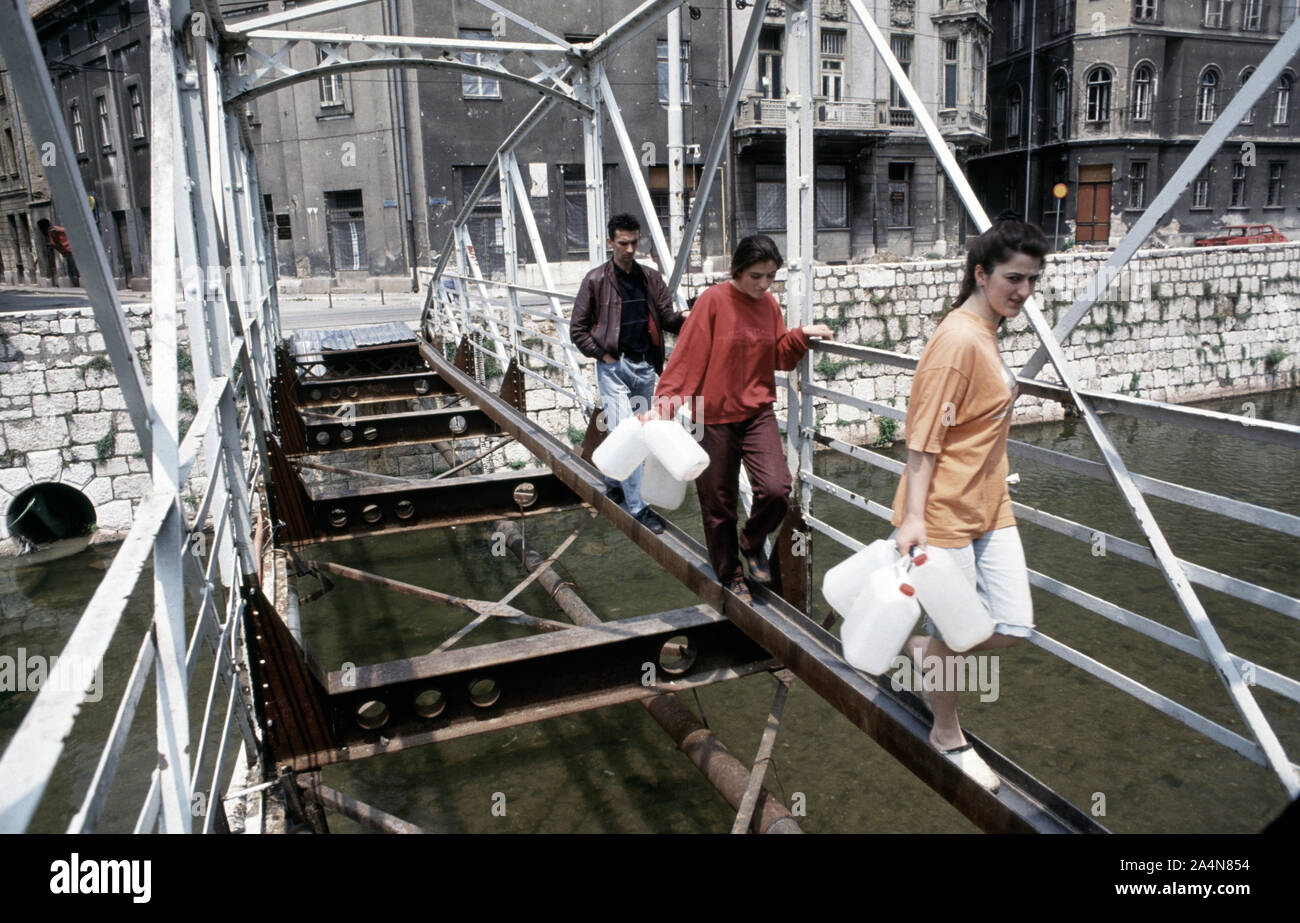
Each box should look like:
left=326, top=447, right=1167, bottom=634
left=890, top=308, right=1017, bottom=547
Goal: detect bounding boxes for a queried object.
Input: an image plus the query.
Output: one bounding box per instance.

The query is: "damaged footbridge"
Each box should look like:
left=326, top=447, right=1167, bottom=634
left=0, top=0, right=1297, bottom=834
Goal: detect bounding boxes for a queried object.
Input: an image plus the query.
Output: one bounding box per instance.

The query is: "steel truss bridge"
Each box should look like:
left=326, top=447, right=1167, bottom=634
left=0, top=0, right=1296, bottom=834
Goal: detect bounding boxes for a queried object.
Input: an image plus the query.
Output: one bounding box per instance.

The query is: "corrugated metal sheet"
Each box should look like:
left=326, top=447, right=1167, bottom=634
left=289, top=322, right=416, bottom=356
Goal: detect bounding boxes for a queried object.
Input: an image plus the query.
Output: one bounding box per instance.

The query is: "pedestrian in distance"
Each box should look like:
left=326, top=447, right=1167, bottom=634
left=652, top=234, right=834, bottom=601
left=891, top=218, right=1048, bottom=792
left=570, top=213, right=686, bottom=534
left=37, top=218, right=80, bottom=287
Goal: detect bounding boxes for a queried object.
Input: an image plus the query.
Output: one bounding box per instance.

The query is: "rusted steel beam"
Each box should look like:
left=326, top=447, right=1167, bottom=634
left=577, top=405, right=607, bottom=465
left=267, top=605, right=772, bottom=770
left=301, top=779, right=427, bottom=834
left=303, top=468, right=581, bottom=545
left=418, top=337, right=1106, bottom=834
left=296, top=371, right=453, bottom=408
left=494, top=520, right=801, bottom=834
left=771, top=507, right=811, bottom=612
left=264, top=435, right=317, bottom=545
left=499, top=358, right=527, bottom=414
left=273, top=346, right=308, bottom=454
left=244, top=581, right=335, bottom=772
left=298, top=405, right=500, bottom=454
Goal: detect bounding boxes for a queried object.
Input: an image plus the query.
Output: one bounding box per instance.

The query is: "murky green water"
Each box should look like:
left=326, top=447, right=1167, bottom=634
left=3, top=390, right=1297, bottom=833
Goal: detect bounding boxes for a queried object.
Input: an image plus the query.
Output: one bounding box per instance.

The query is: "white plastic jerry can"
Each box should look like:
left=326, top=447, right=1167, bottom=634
left=643, top=418, right=710, bottom=481
left=907, top=545, right=996, bottom=652
left=841, top=555, right=922, bottom=675
left=640, top=451, right=688, bottom=509
left=821, top=538, right=897, bottom=617
left=592, top=415, right=650, bottom=481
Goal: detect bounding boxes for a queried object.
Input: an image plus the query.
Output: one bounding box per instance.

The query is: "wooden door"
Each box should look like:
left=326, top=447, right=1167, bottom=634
left=1076, top=164, right=1112, bottom=243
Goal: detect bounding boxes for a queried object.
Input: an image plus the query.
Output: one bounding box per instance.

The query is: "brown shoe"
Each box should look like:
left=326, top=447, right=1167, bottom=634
left=726, top=577, right=752, bottom=604
left=742, top=548, right=772, bottom=585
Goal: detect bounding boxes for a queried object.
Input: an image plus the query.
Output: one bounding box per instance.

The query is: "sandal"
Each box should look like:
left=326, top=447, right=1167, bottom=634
left=936, top=741, right=1000, bottom=793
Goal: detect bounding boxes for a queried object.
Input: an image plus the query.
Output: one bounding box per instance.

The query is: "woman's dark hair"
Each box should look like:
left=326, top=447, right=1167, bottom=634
left=953, top=220, right=1049, bottom=307
left=731, top=234, right=783, bottom=277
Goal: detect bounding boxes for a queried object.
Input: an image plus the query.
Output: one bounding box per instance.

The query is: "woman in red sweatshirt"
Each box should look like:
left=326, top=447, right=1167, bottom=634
left=654, top=235, right=833, bottom=599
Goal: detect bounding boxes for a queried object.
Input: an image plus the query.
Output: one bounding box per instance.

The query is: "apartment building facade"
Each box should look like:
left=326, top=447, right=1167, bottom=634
left=973, top=0, right=1300, bottom=246
left=0, top=0, right=154, bottom=287
left=730, top=0, right=992, bottom=260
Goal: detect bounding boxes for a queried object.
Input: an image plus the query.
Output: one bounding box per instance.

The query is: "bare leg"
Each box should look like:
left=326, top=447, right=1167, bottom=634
left=908, top=632, right=1021, bottom=751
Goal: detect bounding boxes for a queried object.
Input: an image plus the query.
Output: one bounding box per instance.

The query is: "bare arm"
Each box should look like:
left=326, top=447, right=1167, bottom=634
left=894, top=448, right=936, bottom=557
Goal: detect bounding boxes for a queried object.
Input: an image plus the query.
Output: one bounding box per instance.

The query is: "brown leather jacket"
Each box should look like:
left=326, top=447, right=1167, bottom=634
left=569, top=260, right=685, bottom=374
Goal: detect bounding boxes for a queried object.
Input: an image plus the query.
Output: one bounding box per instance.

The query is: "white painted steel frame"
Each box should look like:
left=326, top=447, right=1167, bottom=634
left=0, top=0, right=267, bottom=832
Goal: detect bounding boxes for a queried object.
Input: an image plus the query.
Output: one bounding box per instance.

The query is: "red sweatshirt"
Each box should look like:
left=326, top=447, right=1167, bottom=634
left=654, top=280, right=810, bottom=424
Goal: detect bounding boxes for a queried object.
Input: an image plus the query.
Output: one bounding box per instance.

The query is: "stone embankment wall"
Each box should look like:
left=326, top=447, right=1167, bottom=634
left=508, top=241, right=1300, bottom=457
left=0, top=305, right=205, bottom=554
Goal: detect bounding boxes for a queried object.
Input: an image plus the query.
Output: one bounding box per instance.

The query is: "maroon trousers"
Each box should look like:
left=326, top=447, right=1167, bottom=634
left=696, top=405, right=792, bottom=583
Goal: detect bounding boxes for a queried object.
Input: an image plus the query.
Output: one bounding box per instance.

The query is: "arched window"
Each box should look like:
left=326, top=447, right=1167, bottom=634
left=1198, top=69, right=1219, bottom=122
left=1274, top=74, right=1292, bottom=124
left=1007, top=84, right=1023, bottom=141
left=1133, top=64, right=1153, bottom=121
left=1240, top=67, right=1256, bottom=124
left=1086, top=68, right=1112, bottom=123
left=1051, top=71, right=1069, bottom=139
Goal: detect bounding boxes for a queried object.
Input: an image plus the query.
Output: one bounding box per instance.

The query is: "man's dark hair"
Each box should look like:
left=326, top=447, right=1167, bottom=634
left=607, top=213, right=640, bottom=239
left=730, top=234, right=783, bottom=277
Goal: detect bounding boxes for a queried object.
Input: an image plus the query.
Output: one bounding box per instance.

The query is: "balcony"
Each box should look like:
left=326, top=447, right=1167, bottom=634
left=736, top=95, right=882, bottom=133
left=939, top=105, right=988, bottom=142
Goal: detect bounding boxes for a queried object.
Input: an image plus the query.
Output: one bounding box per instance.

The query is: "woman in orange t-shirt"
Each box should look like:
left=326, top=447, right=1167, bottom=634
left=891, top=220, right=1048, bottom=792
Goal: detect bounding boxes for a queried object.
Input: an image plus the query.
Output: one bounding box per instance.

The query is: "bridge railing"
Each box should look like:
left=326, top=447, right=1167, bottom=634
left=0, top=0, right=271, bottom=833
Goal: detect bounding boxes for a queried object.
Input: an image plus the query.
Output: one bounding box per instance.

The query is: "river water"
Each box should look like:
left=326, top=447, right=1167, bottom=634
left=3, top=389, right=1297, bottom=833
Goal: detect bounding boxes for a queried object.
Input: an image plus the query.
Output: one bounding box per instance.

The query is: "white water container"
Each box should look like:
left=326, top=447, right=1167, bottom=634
left=640, top=451, right=688, bottom=509
left=643, top=419, right=710, bottom=481
left=821, top=539, right=896, bottom=617
left=908, top=546, right=996, bottom=652
left=592, top=416, right=649, bottom=481
left=841, top=556, right=921, bottom=675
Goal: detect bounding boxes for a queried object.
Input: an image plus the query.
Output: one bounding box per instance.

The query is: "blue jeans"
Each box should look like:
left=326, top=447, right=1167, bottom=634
left=596, top=356, right=657, bottom=516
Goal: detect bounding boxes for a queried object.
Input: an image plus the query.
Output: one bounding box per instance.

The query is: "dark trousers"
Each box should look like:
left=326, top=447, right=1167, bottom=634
left=697, top=405, right=791, bottom=583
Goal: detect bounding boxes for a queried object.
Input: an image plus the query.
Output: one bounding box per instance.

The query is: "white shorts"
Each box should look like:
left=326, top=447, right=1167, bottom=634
left=893, top=525, right=1034, bottom=640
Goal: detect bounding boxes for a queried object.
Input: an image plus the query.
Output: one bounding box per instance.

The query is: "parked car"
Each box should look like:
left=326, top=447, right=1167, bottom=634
left=1193, top=224, right=1289, bottom=246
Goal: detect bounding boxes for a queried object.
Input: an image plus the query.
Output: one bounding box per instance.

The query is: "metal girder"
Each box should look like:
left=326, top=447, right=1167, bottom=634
left=149, top=0, right=190, bottom=834
left=1020, top=16, right=1300, bottom=380
left=224, top=0, right=383, bottom=33
left=417, top=337, right=1107, bottom=833
left=225, top=34, right=583, bottom=110
left=317, top=605, right=776, bottom=770
left=467, top=0, right=574, bottom=51
left=666, top=0, right=770, bottom=294
left=298, top=406, right=500, bottom=453
left=243, top=581, right=335, bottom=772
left=228, top=51, right=584, bottom=110
left=584, top=0, right=687, bottom=64
left=295, top=371, right=455, bottom=407
left=305, top=469, right=580, bottom=544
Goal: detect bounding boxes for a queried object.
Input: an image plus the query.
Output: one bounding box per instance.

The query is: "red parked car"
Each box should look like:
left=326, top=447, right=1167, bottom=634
left=1193, top=224, right=1289, bottom=246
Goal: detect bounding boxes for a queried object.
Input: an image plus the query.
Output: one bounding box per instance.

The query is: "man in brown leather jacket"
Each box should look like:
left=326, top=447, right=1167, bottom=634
left=570, top=213, right=685, bottom=533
